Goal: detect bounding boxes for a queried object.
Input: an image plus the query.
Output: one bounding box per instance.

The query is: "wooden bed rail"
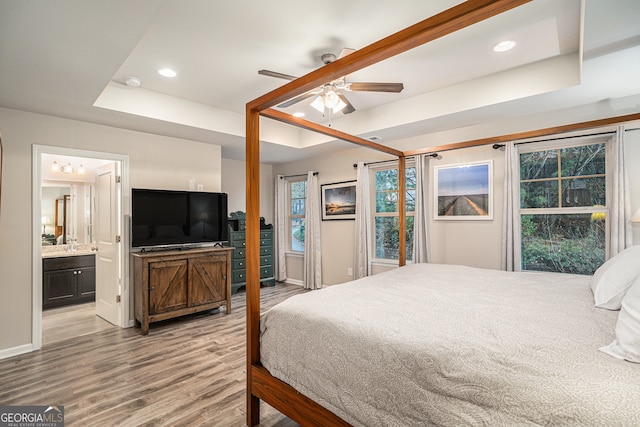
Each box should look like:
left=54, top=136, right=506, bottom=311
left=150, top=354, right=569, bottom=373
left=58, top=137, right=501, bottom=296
left=246, top=0, right=532, bottom=425
left=252, top=366, right=350, bottom=426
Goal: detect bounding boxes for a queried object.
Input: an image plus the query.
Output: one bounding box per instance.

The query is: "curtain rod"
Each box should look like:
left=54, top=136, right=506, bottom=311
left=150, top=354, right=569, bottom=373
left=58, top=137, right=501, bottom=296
left=492, top=130, right=615, bottom=150
left=352, top=153, right=439, bottom=168
left=279, top=172, right=318, bottom=179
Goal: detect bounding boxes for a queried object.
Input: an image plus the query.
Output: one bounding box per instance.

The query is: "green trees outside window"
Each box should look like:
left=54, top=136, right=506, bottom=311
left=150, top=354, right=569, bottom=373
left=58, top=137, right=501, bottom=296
left=373, top=166, right=415, bottom=261
left=519, top=142, right=607, bottom=275
left=290, top=180, right=306, bottom=252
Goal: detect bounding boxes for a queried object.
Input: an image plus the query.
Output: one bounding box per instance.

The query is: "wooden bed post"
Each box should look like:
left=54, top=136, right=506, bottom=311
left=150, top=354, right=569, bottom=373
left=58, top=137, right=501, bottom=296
left=398, top=155, right=406, bottom=267
left=246, top=106, right=261, bottom=426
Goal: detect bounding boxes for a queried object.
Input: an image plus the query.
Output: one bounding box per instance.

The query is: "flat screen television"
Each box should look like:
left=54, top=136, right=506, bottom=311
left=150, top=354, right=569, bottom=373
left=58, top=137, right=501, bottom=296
left=131, top=188, right=228, bottom=248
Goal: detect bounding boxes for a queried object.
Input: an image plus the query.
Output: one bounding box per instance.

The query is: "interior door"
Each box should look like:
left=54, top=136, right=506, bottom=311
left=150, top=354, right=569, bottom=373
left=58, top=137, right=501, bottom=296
left=95, top=162, right=120, bottom=325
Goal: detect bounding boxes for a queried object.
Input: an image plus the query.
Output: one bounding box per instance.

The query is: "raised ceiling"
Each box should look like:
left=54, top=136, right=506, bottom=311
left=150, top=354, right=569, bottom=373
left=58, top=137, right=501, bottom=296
left=1, top=0, right=639, bottom=163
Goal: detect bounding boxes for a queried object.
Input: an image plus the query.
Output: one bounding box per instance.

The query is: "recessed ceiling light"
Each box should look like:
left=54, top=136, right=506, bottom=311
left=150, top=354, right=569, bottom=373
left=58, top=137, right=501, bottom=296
left=158, top=68, right=177, bottom=78
left=493, top=40, right=516, bottom=52
left=292, top=112, right=305, bottom=118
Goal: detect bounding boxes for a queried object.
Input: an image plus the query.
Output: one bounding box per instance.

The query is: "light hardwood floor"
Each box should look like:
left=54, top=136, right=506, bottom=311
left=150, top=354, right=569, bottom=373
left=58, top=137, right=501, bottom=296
left=42, top=302, right=114, bottom=345
left=1, top=283, right=306, bottom=426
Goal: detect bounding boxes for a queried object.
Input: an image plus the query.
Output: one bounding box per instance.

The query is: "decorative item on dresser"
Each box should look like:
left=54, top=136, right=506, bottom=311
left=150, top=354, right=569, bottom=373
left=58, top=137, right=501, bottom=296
left=227, top=211, right=274, bottom=294
left=42, top=254, right=96, bottom=309
left=131, top=247, right=232, bottom=335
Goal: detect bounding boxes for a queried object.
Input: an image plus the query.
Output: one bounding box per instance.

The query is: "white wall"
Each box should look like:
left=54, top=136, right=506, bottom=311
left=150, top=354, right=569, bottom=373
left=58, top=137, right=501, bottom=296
left=221, top=158, right=273, bottom=225
left=0, top=107, right=224, bottom=355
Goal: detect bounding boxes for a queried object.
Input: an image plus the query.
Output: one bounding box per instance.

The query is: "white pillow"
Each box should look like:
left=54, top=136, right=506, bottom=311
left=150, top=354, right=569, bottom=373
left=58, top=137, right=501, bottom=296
left=599, top=275, right=640, bottom=363
left=590, top=245, right=640, bottom=310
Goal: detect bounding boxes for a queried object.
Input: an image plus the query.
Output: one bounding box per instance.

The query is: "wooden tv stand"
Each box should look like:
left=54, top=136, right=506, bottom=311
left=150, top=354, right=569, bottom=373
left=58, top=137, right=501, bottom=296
left=131, top=247, right=233, bottom=335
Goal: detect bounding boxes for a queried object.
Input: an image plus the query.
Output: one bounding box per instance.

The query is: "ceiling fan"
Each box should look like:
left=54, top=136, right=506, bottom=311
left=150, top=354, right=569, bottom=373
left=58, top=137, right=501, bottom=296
left=258, top=48, right=404, bottom=115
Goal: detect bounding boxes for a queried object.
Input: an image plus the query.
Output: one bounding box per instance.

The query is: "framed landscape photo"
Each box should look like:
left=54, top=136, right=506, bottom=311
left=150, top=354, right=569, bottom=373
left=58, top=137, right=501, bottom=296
left=434, top=160, right=492, bottom=220
left=321, top=181, right=356, bottom=220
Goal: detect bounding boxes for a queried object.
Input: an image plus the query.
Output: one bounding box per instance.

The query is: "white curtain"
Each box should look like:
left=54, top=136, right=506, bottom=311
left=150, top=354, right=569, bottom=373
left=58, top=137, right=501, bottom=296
left=304, top=171, right=322, bottom=289
left=610, top=125, right=632, bottom=256
left=412, top=155, right=430, bottom=263
left=501, top=141, right=521, bottom=271
left=354, top=161, right=371, bottom=278
left=274, top=175, right=287, bottom=281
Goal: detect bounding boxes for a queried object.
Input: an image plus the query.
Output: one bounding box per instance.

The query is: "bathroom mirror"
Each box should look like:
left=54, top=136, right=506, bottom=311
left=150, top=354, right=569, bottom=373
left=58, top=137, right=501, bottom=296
left=42, top=183, right=93, bottom=246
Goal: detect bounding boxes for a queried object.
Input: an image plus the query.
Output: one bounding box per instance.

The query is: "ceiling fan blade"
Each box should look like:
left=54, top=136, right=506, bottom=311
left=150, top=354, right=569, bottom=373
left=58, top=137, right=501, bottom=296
left=348, top=82, right=404, bottom=93
left=338, top=48, right=356, bottom=59
left=277, top=91, right=318, bottom=108
left=258, top=69, right=298, bottom=81
left=338, top=94, right=355, bottom=114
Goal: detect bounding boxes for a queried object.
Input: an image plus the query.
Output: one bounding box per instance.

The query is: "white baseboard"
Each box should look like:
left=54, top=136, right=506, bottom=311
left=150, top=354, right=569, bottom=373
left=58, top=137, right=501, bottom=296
left=282, top=278, right=304, bottom=287
left=0, top=343, right=35, bottom=360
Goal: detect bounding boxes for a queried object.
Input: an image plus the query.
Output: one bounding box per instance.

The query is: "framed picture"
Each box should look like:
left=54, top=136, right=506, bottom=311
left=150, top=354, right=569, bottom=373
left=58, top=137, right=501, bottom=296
left=434, top=160, right=492, bottom=220
left=321, top=181, right=356, bottom=220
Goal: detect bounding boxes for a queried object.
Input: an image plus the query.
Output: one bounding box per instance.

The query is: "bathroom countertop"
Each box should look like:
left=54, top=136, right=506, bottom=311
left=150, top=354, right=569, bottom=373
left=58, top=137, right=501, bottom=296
left=42, top=245, right=97, bottom=258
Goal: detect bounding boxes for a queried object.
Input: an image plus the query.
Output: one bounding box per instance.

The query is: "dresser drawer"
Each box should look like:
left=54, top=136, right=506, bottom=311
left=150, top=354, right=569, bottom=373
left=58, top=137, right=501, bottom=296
left=260, top=246, right=272, bottom=256
left=233, top=248, right=246, bottom=259
left=259, top=231, right=272, bottom=239
left=230, top=233, right=246, bottom=245
left=232, top=270, right=246, bottom=283
left=260, top=265, right=273, bottom=279
left=259, top=238, right=272, bottom=247
left=233, top=258, right=270, bottom=269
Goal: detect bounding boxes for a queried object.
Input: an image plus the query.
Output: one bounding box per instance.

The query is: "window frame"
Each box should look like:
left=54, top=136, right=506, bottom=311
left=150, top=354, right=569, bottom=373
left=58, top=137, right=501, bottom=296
left=286, top=177, right=307, bottom=253
left=516, top=135, right=611, bottom=272
left=369, top=160, right=416, bottom=265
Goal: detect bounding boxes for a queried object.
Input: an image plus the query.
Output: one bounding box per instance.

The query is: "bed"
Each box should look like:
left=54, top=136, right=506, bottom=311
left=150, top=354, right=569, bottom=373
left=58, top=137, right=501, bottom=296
left=244, top=0, right=640, bottom=424
left=260, top=263, right=640, bottom=426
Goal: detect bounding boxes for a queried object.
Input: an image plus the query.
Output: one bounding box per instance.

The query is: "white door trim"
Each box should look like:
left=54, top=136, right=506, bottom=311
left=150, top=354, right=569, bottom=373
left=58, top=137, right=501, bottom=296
left=32, top=145, right=130, bottom=351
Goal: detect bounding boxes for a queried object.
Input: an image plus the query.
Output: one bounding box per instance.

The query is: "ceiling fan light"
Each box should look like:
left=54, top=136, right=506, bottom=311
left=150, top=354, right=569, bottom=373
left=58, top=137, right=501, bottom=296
left=323, top=90, right=340, bottom=109
left=310, top=96, right=325, bottom=113
left=331, top=97, right=347, bottom=113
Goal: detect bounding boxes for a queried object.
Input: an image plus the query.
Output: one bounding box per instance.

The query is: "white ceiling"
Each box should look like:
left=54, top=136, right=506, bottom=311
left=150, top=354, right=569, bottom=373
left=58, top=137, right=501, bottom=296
left=1, top=0, right=639, bottom=164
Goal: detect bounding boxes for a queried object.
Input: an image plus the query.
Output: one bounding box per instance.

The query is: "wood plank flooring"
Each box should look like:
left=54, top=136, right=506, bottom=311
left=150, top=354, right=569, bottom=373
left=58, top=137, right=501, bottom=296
left=42, top=302, right=114, bottom=345
left=1, top=283, right=306, bottom=426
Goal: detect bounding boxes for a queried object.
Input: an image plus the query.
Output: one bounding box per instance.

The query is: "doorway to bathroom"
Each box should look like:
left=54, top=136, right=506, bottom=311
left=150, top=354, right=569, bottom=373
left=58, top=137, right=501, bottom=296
left=33, top=145, right=129, bottom=349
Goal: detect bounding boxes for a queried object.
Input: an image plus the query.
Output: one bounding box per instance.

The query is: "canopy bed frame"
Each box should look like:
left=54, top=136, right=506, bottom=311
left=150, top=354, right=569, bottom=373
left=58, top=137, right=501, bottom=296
left=244, top=0, right=640, bottom=424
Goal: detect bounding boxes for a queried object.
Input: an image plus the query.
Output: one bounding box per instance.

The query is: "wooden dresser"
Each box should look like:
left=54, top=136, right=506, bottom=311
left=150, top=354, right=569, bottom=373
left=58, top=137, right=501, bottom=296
left=131, top=247, right=232, bottom=335
left=228, top=211, right=275, bottom=294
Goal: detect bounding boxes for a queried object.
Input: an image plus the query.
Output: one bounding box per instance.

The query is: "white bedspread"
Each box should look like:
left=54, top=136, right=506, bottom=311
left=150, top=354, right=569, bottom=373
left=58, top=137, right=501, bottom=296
left=260, top=263, right=640, bottom=426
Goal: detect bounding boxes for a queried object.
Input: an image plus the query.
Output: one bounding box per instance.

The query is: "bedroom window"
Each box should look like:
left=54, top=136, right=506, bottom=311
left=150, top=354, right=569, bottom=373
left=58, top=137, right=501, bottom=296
left=371, top=164, right=416, bottom=262
left=288, top=179, right=307, bottom=252
left=518, top=139, right=607, bottom=275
